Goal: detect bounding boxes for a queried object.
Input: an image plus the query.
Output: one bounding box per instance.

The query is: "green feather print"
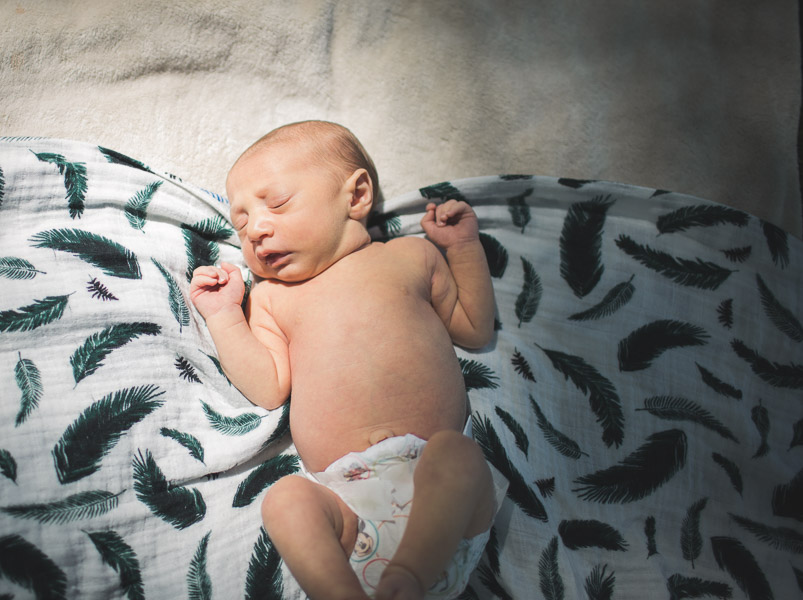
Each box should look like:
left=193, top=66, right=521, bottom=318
left=14, top=352, right=42, bottom=426
left=30, top=228, right=141, bottom=279
left=245, top=529, right=284, bottom=600
left=188, top=532, right=213, bottom=600
left=86, top=530, right=144, bottom=600
left=201, top=400, right=264, bottom=436
left=32, top=150, right=88, bottom=219
left=0, top=295, right=69, bottom=332
left=70, top=322, right=161, bottom=384
left=53, top=385, right=165, bottom=483
left=0, top=534, right=67, bottom=599
left=132, top=449, right=206, bottom=530
left=2, top=490, right=123, bottom=524
left=0, top=256, right=45, bottom=280
left=125, top=181, right=162, bottom=232
left=152, top=258, right=190, bottom=331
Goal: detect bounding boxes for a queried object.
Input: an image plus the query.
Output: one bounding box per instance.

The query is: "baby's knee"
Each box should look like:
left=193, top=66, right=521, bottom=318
left=261, top=474, right=307, bottom=524
left=419, top=430, right=489, bottom=484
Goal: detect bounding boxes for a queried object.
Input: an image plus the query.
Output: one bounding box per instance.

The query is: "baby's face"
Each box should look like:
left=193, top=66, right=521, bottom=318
left=226, top=143, right=353, bottom=282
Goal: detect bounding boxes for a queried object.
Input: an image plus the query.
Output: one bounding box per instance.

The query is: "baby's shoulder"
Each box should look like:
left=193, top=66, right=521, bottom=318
left=382, top=235, right=437, bottom=258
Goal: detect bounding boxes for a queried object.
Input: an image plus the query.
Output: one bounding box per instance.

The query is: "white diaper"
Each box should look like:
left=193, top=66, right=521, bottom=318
left=303, top=423, right=508, bottom=599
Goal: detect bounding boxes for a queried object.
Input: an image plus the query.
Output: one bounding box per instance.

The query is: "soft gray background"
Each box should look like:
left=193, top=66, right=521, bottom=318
left=2, top=0, right=800, bottom=235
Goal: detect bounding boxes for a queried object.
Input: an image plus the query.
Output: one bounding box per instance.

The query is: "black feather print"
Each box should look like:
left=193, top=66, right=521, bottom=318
left=0, top=294, right=70, bottom=332
left=530, top=395, right=588, bottom=459
left=710, top=536, right=774, bottom=600
left=584, top=564, right=615, bottom=600
left=615, top=234, right=734, bottom=290
left=618, top=320, right=709, bottom=371
left=568, top=275, right=635, bottom=321
left=560, top=195, right=614, bottom=298
left=681, top=498, right=708, bottom=568
left=718, top=299, right=734, bottom=329
left=712, top=453, right=743, bottom=496
left=791, top=418, right=803, bottom=451
left=86, top=530, right=144, bottom=600
left=538, top=536, right=565, bottom=600
left=53, top=385, right=165, bottom=484
left=722, top=245, right=752, bottom=263
left=32, top=151, right=88, bottom=218
left=70, top=322, right=161, bottom=384
left=419, top=181, right=468, bottom=203
left=558, top=177, right=595, bottom=189
left=538, top=346, right=624, bottom=448
left=696, top=363, right=742, bottom=399
left=0, top=449, right=16, bottom=483
left=507, top=187, right=533, bottom=233
left=125, top=181, right=162, bottom=231
left=477, top=564, right=514, bottom=600
left=495, top=406, right=530, bottom=457
left=459, top=358, right=499, bottom=390
left=515, top=256, right=542, bottom=327
left=367, top=210, right=402, bottom=240
left=472, top=415, right=547, bottom=521
left=30, top=228, right=141, bottom=279
left=232, top=454, right=299, bottom=508
left=645, top=516, right=659, bottom=557
left=245, top=528, right=284, bottom=600
left=637, top=396, right=738, bottom=442
left=756, top=274, right=803, bottom=342
left=0, top=534, right=67, bottom=599
left=132, top=449, right=206, bottom=530
left=0, top=256, right=45, bottom=279
left=558, top=519, right=628, bottom=551
left=751, top=401, right=770, bottom=458
left=0, top=165, right=4, bottom=207
left=536, top=477, right=555, bottom=498
left=666, top=573, right=732, bottom=600
left=160, top=428, right=205, bottom=464
left=86, top=276, right=119, bottom=301
left=479, top=232, right=509, bottom=278
left=762, top=220, right=789, bottom=269
left=731, top=339, right=803, bottom=389
left=486, top=526, right=501, bottom=575
left=511, top=348, right=536, bottom=382
left=573, top=429, right=687, bottom=503
left=14, top=352, right=42, bottom=426
left=2, top=490, right=123, bottom=524
left=729, top=513, right=803, bottom=554
left=175, top=356, right=202, bottom=383
left=792, top=565, right=803, bottom=592
left=188, top=531, right=212, bottom=600
left=771, top=467, right=803, bottom=522
left=656, top=204, right=749, bottom=234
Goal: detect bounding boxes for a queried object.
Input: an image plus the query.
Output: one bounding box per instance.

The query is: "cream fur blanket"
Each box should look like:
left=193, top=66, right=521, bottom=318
left=2, top=0, right=800, bottom=236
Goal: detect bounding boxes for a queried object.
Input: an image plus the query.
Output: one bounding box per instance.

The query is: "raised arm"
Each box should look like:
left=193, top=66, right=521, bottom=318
left=421, top=200, right=495, bottom=348
left=190, top=263, right=290, bottom=409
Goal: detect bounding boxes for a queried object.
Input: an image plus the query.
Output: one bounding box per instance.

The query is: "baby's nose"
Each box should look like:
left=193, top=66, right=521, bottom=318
left=248, top=215, right=274, bottom=239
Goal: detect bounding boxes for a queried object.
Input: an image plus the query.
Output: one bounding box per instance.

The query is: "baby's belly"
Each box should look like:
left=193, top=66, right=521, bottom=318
left=289, top=347, right=468, bottom=472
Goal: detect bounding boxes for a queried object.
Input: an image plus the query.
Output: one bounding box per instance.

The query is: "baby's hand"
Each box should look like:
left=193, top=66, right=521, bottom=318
left=421, top=200, right=480, bottom=249
left=189, top=262, right=246, bottom=320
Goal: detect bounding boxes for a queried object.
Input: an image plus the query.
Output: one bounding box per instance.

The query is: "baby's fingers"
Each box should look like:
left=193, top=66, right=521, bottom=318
left=191, top=265, right=229, bottom=287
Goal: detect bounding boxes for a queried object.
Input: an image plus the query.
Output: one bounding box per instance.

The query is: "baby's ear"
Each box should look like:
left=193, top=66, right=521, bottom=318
left=346, top=169, right=373, bottom=221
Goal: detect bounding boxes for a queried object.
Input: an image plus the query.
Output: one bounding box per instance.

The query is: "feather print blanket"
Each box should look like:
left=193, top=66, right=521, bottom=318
left=1, top=138, right=802, bottom=599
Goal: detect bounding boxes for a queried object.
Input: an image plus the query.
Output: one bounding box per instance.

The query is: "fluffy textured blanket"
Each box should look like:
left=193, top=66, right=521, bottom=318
left=1, top=1, right=801, bottom=236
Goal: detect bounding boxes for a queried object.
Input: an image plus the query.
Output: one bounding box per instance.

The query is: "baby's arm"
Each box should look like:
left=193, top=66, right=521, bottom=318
left=421, top=200, right=495, bottom=348
left=190, top=263, right=290, bottom=409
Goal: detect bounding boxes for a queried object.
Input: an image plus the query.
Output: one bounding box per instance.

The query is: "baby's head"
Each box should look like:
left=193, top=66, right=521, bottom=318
left=230, top=120, right=379, bottom=213
left=227, top=121, right=379, bottom=282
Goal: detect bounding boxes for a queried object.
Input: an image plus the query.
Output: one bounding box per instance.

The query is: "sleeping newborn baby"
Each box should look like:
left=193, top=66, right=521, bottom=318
left=190, top=120, right=507, bottom=600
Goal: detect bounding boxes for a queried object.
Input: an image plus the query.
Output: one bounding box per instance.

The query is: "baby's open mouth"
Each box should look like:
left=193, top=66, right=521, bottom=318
left=263, top=252, right=289, bottom=267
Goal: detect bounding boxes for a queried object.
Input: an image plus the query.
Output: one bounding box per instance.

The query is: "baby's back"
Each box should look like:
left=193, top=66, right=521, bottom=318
left=261, top=239, right=467, bottom=472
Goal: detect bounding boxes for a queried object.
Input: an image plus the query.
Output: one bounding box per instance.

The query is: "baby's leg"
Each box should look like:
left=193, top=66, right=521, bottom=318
left=375, top=430, right=496, bottom=599
left=261, top=474, right=368, bottom=600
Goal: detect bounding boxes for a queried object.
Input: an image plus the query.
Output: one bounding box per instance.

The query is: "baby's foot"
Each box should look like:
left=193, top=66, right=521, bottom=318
left=374, top=563, right=424, bottom=600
